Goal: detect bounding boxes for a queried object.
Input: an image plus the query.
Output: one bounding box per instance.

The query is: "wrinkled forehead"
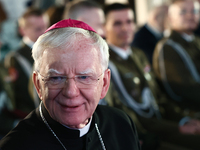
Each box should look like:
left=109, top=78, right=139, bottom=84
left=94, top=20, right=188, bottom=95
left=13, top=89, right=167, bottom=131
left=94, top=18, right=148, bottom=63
left=40, top=40, right=100, bottom=73
left=44, top=37, right=98, bottom=58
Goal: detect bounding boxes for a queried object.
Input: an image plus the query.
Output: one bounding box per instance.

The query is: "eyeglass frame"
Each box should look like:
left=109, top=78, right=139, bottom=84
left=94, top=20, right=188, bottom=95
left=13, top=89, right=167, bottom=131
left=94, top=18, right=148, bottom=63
left=35, top=70, right=107, bottom=89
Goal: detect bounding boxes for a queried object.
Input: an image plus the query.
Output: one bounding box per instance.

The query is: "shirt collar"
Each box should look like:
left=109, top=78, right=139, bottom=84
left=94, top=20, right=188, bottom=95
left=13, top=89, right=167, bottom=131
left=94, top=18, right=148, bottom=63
left=62, top=116, right=92, bottom=137
left=181, top=33, right=195, bottom=42
left=108, top=43, right=132, bottom=60
left=22, top=36, right=34, bottom=48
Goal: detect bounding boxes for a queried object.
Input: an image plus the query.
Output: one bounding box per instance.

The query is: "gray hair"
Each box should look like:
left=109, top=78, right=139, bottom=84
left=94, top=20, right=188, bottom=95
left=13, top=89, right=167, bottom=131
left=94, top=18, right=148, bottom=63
left=32, top=27, right=109, bottom=72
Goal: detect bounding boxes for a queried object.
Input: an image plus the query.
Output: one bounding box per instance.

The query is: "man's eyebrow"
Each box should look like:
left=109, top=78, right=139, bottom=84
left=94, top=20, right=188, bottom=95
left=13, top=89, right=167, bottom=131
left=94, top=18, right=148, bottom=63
left=47, top=69, right=95, bottom=75
left=48, top=69, right=62, bottom=74
left=78, top=69, right=95, bottom=75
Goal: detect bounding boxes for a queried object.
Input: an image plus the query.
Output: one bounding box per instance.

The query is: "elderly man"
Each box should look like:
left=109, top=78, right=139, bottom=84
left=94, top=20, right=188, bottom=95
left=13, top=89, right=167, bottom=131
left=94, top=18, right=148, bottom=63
left=104, top=3, right=200, bottom=149
left=153, top=0, right=200, bottom=112
left=0, top=19, right=141, bottom=150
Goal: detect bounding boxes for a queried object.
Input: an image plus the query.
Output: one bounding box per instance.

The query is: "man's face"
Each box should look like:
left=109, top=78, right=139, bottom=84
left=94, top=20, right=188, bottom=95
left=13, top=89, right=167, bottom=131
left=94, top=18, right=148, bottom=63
left=169, top=0, right=199, bottom=34
left=105, top=9, right=135, bottom=49
left=21, top=15, right=49, bottom=42
left=34, top=38, right=110, bottom=128
left=78, top=8, right=105, bottom=38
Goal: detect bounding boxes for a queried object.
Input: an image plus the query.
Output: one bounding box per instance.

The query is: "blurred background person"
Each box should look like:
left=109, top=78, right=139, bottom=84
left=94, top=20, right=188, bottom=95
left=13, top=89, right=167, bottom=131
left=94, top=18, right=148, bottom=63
left=45, top=5, right=66, bottom=26
left=0, top=0, right=33, bottom=60
left=44, top=0, right=70, bottom=26
left=132, top=3, right=168, bottom=64
left=0, top=62, right=15, bottom=138
left=193, top=0, right=200, bottom=36
left=153, top=0, right=200, bottom=114
left=0, top=7, right=49, bottom=137
left=104, top=2, right=200, bottom=150
left=0, top=1, right=7, bottom=25
left=63, top=0, right=105, bottom=38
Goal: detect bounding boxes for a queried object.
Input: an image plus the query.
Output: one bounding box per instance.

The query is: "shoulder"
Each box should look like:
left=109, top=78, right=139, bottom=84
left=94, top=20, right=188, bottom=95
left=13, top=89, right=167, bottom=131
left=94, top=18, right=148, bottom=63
left=132, top=47, right=147, bottom=56
left=131, top=47, right=150, bottom=64
left=94, top=105, right=141, bottom=149
left=195, top=35, right=200, bottom=41
left=134, top=25, right=152, bottom=38
left=3, top=45, right=24, bottom=68
left=154, top=37, right=169, bottom=53
left=17, top=44, right=31, bottom=54
left=135, top=25, right=148, bottom=34
left=95, top=105, right=134, bottom=126
left=0, top=109, right=44, bottom=149
left=96, top=105, right=126, bottom=114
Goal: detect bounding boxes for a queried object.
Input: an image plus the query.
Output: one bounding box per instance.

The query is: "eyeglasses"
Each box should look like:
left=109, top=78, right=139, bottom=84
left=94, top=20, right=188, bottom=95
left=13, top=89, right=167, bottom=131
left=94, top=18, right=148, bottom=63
left=36, top=71, right=104, bottom=89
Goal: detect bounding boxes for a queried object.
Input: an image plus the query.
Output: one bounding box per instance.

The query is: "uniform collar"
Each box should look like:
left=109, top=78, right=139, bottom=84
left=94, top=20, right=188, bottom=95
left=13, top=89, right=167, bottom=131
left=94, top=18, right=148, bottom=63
left=22, top=36, right=34, bottom=48
left=181, top=33, right=195, bottom=42
left=108, top=43, right=132, bottom=60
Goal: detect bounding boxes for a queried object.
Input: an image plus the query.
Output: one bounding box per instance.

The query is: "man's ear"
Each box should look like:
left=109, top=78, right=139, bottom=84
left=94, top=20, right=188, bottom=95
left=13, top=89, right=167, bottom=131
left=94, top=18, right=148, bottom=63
left=33, top=71, right=43, bottom=100
left=100, top=69, right=111, bottom=99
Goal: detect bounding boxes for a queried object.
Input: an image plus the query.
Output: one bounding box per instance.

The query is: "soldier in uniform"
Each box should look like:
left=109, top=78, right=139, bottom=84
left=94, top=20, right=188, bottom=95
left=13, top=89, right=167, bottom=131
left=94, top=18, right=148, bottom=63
left=104, top=3, right=200, bottom=150
left=153, top=0, right=200, bottom=112
left=1, top=7, right=49, bottom=135
left=0, top=63, right=15, bottom=137
left=63, top=0, right=105, bottom=38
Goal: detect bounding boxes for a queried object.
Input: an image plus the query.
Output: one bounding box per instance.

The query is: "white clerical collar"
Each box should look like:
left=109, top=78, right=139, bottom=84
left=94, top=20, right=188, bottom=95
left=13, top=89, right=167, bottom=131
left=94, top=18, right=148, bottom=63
left=146, top=23, right=163, bottom=39
left=181, top=33, right=195, bottom=42
left=108, top=43, right=132, bottom=60
left=62, top=116, right=92, bottom=137
left=22, top=36, right=34, bottom=48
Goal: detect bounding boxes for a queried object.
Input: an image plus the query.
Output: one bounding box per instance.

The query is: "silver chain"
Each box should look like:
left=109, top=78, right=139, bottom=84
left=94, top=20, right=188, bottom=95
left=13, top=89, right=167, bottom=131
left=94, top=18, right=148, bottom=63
left=95, top=123, right=106, bottom=150
left=39, top=102, right=106, bottom=150
left=39, top=102, right=67, bottom=150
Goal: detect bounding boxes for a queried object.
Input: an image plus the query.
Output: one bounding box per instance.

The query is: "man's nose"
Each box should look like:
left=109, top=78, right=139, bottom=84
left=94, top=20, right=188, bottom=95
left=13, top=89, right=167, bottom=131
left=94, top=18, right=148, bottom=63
left=62, top=78, right=80, bottom=98
left=121, top=24, right=131, bottom=33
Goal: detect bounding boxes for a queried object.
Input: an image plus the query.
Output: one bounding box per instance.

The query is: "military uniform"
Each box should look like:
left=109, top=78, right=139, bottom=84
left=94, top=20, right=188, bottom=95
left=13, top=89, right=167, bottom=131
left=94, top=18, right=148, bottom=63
left=153, top=30, right=200, bottom=113
left=0, top=63, right=16, bottom=136
left=1, top=42, right=39, bottom=136
left=105, top=46, right=200, bottom=149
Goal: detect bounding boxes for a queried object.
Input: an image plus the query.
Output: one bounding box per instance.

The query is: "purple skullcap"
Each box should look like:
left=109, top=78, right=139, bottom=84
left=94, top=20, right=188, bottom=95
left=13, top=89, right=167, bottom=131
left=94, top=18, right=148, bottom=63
left=44, top=18, right=96, bottom=33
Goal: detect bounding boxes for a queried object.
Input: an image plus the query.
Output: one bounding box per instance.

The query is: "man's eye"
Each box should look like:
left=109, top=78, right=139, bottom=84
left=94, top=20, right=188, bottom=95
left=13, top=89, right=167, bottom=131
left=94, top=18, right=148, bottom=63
left=114, top=21, right=122, bottom=26
left=77, top=76, right=90, bottom=80
left=76, top=76, right=92, bottom=84
left=49, top=76, right=65, bottom=83
left=180, top=9, right=187, bottom=15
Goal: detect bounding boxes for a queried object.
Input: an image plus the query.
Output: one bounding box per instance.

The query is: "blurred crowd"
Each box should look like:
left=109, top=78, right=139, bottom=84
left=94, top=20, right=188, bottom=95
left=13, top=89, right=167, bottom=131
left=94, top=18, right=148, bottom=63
left=0, top=0, right=200, bottom=149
